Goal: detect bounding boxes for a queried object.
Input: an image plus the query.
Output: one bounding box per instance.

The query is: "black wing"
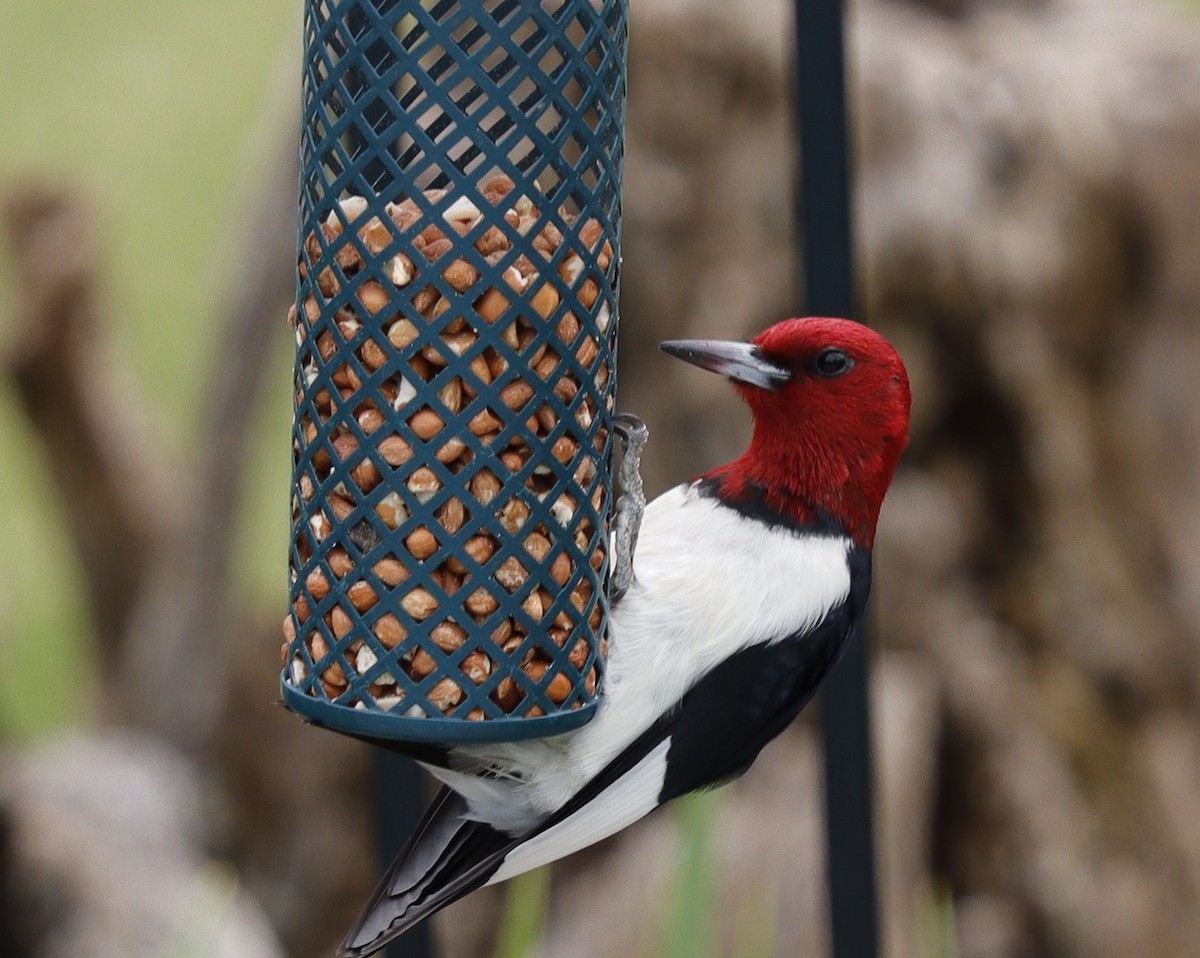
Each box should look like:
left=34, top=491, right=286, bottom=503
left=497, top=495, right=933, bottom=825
left=658, top=599, right=856, bottom=803
left=339, top=787, right=512, bottom=957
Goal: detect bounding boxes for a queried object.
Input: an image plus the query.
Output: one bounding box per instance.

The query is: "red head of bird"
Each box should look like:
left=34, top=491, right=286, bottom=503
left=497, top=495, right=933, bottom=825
left=661, top=317, right=911, bottom=547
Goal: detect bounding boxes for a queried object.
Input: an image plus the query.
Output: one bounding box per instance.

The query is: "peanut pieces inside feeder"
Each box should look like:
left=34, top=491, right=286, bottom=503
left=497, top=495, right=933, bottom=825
left=288, top=175, right=612, bottom=720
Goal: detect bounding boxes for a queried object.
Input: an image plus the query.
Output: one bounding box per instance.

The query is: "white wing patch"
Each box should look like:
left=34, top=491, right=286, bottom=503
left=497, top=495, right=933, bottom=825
left=486, top=739, right=671, bottom=885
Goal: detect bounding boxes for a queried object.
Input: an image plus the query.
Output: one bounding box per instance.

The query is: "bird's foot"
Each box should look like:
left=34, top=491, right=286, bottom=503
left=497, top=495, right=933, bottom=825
left=610, top=413, right=649, bottom=603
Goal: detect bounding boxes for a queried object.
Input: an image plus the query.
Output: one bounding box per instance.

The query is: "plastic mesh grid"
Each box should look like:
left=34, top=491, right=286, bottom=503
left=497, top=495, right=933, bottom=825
left=280, top=0, right=627, bottom=743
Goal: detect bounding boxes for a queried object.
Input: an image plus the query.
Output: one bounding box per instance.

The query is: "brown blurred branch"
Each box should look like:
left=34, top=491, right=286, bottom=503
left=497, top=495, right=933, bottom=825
left=1, top=188, right=183, bottom=679
left=118, top=123, right=299, bottom=753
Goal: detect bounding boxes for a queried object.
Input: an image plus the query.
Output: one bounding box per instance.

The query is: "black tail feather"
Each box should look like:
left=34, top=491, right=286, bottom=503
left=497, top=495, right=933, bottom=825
left=339, top=709, right=687, bottom=957
left=338, top=787, right=516, bottom=958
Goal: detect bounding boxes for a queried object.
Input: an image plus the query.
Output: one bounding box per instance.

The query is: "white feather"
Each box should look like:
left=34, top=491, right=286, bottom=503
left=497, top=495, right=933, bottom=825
left=424, top=480, right=852, bottom=839
left=485, top=739, right=671, bottom=884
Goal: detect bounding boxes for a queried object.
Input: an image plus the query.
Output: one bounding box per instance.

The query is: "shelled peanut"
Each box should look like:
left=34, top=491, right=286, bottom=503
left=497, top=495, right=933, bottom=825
left=283, top=175, right=613, bottom=719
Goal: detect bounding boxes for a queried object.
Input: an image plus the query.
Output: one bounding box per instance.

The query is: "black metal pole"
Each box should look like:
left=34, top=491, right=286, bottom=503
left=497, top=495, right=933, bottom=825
left=372, top=749, right=435, bottom=958
left=792, top=3, right=882, bottom=958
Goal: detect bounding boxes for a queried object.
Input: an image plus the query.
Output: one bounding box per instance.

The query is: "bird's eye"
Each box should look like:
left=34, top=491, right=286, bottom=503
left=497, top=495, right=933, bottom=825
left=813, top=347, right=854, bottom=377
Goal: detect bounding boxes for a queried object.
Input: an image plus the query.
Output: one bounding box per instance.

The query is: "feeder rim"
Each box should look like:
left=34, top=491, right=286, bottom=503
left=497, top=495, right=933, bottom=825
left=280, top=673, right=598, bottom=743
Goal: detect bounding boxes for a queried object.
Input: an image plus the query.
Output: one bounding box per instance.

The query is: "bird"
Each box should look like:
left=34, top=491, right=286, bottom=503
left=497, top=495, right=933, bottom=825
left=339, top=316, right=911, bottom=957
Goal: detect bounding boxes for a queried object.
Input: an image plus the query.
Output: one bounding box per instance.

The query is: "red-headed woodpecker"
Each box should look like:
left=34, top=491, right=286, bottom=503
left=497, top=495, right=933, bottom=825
left=340, top=317, right=911, bottom=957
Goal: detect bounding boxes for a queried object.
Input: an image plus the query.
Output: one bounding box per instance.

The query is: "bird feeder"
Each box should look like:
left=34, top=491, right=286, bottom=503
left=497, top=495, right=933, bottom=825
left=280, top=0, right=628, bottom=743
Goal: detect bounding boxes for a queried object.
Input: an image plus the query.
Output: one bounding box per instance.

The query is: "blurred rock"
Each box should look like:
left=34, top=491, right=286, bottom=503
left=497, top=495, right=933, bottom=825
left=0, top=731, right=283, bottom=958
left=538, top=795, right=683, bottom=958
left=619, top=0, right=798, bottom=495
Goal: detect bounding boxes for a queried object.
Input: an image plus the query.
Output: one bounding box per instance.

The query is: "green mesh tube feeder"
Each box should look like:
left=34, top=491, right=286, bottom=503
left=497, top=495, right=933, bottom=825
left=280, top=0, right=628, bottom=744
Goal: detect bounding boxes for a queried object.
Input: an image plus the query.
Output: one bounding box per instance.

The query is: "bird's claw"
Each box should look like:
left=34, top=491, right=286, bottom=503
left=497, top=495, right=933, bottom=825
left=610, top=413, right=649, bottom=604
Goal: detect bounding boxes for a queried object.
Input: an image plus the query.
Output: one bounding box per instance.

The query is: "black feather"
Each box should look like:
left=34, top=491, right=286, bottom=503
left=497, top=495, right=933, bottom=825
left=694, top=474, right=849, bottom=538
left=339, top=788, right=512, bottom=958
left=658, top=600, right=856, bottom=802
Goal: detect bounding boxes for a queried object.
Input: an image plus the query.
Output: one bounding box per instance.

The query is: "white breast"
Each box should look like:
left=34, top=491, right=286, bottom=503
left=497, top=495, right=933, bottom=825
left=572, top=484, right=851, bottom=764
left=434, top=482, right=853, bottom=829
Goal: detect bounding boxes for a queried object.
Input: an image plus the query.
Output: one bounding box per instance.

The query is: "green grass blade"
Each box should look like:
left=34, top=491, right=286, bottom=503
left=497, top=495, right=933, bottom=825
left=661, top=790, right=723, bottom=958
left=494, top=867, right=551, bottom=958
left=917, top=880, right=960, bottom=958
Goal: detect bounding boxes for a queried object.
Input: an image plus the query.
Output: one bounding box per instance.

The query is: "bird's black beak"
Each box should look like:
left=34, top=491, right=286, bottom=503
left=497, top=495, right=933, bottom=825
left=660, top=339, right=791, bottom=390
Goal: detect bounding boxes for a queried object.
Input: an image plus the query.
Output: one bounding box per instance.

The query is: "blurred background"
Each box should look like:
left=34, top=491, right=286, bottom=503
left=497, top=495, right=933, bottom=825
left=3, top=0, right=1200, bottom=955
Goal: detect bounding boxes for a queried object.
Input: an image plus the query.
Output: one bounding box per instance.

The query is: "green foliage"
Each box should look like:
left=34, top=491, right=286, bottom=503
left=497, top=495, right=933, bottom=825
left=0, top=382, right=94, bottom=736
left=917, top=881, right=961, bottom=958
left=494, top=867, right=551, bottom=958
left=0, top=0, right=297, bottom=428
left=660, top=790, right=723, bottom=958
